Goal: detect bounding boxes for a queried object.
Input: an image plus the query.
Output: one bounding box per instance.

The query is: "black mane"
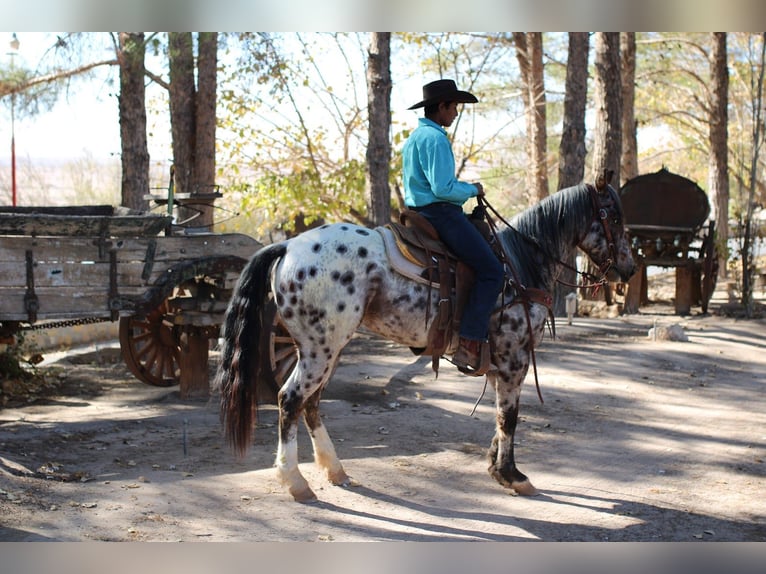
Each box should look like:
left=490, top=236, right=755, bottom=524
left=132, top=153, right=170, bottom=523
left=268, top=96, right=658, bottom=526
left=497, top=184, right=594, bottom=291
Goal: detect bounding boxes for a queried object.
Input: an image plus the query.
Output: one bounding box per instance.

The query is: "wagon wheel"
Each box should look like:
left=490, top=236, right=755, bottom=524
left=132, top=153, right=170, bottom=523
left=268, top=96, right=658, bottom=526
left=258, top=297, right=297, bottom=401
left=701, top=220, right=719, bottom=314
left=119, top=298, right=181, bottom=387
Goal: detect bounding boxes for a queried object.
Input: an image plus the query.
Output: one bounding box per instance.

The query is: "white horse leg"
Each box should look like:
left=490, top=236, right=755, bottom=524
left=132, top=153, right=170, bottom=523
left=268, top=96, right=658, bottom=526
left=275, top=347, right=351, bottom=501
left=275, top=420, right=316, bottom=502
left=275, top=364, right=319, bottom=503
left=302, top=367, right=350, bottom=486
left=307, top=419, right=350, bottom=486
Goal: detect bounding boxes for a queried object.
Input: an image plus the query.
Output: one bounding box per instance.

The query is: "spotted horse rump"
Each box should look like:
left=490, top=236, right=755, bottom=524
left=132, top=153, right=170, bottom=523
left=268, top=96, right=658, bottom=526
left=215, top=175, right=636, bottom=502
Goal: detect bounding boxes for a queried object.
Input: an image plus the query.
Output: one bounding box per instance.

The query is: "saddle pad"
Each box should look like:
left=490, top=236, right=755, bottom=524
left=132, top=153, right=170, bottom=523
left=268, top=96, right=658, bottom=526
left=376, top=227, right=439, bottom=287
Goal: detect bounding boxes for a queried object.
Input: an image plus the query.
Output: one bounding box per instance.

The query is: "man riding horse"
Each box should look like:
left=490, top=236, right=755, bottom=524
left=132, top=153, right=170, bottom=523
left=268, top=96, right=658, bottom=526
left=402, top=79, right=504, bottom=376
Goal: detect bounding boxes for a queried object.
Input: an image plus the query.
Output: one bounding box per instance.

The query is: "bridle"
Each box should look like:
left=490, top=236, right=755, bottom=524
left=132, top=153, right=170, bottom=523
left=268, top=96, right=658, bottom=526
left=586, top=182, right=619, bottom=281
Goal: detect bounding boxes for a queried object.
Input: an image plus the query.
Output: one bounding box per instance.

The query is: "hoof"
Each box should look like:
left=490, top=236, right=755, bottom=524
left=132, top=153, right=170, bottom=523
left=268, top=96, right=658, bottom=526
left=290, top=486, right=318, bottom=503
left=512, top=480, right=540, bottom=496
left=328, top=469, right=351, bottom=487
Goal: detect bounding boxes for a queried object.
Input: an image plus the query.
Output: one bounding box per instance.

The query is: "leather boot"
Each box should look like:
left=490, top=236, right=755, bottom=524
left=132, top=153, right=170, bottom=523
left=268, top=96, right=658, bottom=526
left=453, top=337, right=481, bottom=371
left=453, top=337, right=498, bottom=376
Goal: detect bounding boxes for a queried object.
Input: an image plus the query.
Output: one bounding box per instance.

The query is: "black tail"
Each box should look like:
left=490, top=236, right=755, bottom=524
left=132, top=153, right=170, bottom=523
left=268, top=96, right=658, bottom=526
left=214, top=241, right=287, bottom=456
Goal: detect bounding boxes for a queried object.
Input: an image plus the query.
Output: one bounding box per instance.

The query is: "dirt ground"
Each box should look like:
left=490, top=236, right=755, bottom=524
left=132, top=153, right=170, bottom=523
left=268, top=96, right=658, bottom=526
left=1, top=280, right=765, bottom=542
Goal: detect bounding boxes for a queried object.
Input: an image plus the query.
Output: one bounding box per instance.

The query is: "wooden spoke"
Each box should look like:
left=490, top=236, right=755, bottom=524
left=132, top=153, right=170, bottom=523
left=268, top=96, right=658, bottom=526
left=257, top=298, right=297, bottom=402
left=119, top=298, right=181, bottom=387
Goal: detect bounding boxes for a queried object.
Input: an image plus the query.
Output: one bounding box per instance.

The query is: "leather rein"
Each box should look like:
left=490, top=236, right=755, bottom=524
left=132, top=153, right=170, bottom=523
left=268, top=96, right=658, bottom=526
left=476, top=185, right=619, bottom=405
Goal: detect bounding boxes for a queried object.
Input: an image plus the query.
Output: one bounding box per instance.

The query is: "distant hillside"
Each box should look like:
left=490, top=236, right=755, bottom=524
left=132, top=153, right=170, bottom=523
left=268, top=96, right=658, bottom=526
left=0, top=157, right=173, bottom=208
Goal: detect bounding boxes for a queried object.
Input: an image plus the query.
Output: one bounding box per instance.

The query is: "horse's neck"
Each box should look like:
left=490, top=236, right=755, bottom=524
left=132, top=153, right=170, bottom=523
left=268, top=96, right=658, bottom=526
left=509, top=195, right=587, bottom=293
left=533, top=240, right=578, bottom=294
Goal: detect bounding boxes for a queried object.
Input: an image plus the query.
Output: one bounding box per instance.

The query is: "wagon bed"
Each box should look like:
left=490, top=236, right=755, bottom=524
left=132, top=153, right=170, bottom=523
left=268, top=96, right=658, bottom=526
left=619, top=168, right=718, bottom=314
left=0, top=204, right=261, bottom=397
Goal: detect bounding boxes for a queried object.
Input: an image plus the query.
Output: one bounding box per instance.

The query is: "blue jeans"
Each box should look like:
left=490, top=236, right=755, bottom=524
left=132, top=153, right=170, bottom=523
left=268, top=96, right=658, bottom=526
left=413, top=202, right=504, bottom=341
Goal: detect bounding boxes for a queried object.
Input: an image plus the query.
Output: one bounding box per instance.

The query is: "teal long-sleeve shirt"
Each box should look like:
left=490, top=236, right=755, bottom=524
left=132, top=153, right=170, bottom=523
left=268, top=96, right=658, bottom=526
left=401, top=117, right=478, bottom=208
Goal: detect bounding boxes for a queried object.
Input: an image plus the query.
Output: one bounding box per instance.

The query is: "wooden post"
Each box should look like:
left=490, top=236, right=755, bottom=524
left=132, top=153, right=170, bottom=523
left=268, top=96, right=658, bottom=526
left=623, top=259, right=643, bottom=314
left=178, top=327, right=210, bottom=399
left=675, top=264, right=694, bottom=315
left=640, top=264, right=649, bottom=306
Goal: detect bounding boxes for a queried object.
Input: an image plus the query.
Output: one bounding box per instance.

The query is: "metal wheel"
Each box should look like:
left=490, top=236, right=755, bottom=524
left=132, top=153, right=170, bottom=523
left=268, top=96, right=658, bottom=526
left=119, top=298, right=181, bottom=387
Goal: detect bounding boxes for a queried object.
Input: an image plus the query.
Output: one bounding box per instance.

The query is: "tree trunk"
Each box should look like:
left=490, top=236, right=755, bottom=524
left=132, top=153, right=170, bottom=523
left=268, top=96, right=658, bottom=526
left=554, top=32, right=590, bottom=316
left=591, top=32, right=623, bottom=190
left=168, top=33, right=197, bottom=224
left=740, top=32, right=766, bottom=317
left=708, top=32, right=729, bottom=279
left=588, top=33, right=622, bottom=304
left=168, top=33, right=218, bottom=231
left=620, top=32, right=639, bottom=183
left=513, top=32, right=549, bottom=204
left=193, top=32, right=218, bottom=230
left=557, top=32, right=589, bottom=190
left=366, top=32, right=392, bottom=226
left=118, top=33, right=149, bottom=211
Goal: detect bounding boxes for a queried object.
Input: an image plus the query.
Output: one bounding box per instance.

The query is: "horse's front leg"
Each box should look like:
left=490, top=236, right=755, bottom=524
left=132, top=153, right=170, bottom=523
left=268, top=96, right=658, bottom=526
left=488, top=369, right=539, bottom=496
left=303, top=389, right=350, bottom=487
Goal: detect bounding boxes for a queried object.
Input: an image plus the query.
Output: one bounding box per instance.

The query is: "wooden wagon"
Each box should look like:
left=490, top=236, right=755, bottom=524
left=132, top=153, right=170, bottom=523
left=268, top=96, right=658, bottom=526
left=620, top=168, right=718, bottom=315
left=0, top=201, right=261, bottom=398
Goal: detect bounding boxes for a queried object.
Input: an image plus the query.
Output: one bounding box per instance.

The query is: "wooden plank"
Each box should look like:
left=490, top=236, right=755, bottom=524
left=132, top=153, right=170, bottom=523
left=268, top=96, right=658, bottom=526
left=625, top=224, right=697, bottom=234
left=0, top=232, right=259, bottom=322
left=0, top=233, right=259, bottom=264
left=0, top=211, right=171, bottom=237
left=0, top=233, right=258, bottom=288
left=0, top=261, right=147, bottom=289
left=0, top=289, right=115, bottom=321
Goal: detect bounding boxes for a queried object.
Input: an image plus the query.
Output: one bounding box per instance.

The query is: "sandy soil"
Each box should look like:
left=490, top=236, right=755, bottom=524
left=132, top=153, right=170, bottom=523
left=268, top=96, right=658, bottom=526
left=1, top=285, right=765, bottom=542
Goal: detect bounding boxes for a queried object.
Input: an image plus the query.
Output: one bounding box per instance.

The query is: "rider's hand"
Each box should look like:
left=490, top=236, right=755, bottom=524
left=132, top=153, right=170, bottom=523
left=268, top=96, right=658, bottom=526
left=474, top=182, right=485, bottom=197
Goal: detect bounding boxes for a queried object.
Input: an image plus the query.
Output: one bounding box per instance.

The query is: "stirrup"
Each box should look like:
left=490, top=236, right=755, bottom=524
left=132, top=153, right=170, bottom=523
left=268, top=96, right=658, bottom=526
left=456, top=341, right=496, bottom=377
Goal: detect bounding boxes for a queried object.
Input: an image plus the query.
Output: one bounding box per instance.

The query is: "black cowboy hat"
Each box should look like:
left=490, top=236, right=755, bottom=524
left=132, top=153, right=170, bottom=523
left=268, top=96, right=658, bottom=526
left=408, top=79, right=478, bottom=110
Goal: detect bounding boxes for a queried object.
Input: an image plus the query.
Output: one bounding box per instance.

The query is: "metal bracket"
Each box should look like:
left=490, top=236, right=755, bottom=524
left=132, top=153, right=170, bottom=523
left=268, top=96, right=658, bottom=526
left=108, top=250, right=120, bottom=320
left=97, top=218, right=110, bottom=259
left=141, top=239, right=157, bottom=282
left=24, top=250, right=39, bottom=324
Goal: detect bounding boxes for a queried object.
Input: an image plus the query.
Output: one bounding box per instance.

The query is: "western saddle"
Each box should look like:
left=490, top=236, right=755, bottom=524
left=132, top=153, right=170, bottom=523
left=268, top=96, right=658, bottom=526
left=379, top=208, right=496, bottom=375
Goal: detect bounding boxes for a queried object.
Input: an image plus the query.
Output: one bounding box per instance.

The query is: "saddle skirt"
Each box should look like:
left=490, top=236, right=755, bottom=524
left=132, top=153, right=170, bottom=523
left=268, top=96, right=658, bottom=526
left=377, top=215, right=453, bottom=286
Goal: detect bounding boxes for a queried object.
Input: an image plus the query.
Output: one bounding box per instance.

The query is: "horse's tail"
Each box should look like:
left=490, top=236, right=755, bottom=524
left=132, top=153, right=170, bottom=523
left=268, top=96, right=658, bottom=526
left=215, top=241, right=287, bottom=456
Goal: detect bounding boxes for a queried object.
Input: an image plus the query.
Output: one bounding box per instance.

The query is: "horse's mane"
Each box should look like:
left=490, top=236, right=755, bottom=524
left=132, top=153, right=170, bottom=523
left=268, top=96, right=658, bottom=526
left=496, top=183, right=594, bottom=291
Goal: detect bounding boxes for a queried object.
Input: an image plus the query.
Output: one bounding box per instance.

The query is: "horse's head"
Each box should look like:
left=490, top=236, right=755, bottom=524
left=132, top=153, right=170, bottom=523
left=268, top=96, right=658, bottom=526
left=578, top=171, right=637, bottom=283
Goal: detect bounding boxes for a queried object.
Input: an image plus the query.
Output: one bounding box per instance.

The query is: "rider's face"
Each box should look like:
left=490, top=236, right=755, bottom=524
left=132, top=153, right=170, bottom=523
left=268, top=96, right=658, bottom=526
left=437, top=101, right=459, bottom=127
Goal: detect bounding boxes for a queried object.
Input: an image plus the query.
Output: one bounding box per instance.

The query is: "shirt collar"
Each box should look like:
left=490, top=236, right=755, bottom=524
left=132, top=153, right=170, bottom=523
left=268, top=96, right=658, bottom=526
left=418, top=117, right=447, bottom=135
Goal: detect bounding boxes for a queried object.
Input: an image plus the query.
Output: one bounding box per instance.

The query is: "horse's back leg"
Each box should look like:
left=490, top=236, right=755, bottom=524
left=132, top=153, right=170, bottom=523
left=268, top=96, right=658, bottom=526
left=303, top=388, right=350, bottom=486
left=277, top=344, right=353, bottom=501
left=272, top=222, right=377, bottom=501
left=275, top=362, right=317, bottom=502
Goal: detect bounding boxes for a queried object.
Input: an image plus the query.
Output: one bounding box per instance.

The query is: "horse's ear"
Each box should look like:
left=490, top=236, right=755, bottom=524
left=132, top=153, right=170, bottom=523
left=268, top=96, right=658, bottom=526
left=595, top=169, right=614, bottom=193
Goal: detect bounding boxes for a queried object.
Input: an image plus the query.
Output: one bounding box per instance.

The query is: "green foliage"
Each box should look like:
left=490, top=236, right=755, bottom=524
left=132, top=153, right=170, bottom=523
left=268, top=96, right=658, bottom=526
left=217, top=33, right=373, bottom=233
left=224, top=158, right=368, bottom=237
left=0, top=350, right=29, bottom=381
left=0, top=64, right=59, bottom=119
